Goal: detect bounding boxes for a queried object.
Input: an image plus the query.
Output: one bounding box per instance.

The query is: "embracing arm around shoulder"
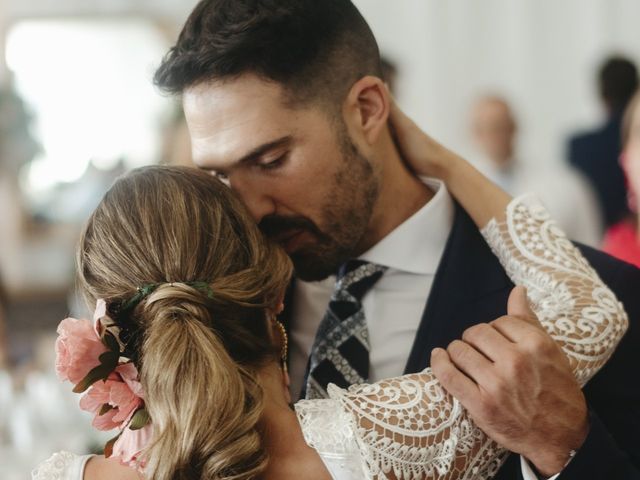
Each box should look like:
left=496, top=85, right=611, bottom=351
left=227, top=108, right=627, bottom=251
left=315, top=100, right=630, bottom=480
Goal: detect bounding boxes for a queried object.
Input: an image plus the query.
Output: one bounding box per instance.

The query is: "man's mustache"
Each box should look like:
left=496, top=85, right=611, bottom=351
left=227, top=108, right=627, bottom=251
left=259, top=215, right=326, bottom=242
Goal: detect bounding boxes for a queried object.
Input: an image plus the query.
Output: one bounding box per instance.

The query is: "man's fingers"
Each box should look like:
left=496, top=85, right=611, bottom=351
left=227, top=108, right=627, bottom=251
left=388, top=94, right=419, bottom=137
left=507, top=286, right=539, bottom=327
left=445, top=340, right=496, bottom=386
left=462, top=322, right=514, bottom=362
left=490, top=315, right=538, bottom=343
left=431, top=347, right=480, bottom=404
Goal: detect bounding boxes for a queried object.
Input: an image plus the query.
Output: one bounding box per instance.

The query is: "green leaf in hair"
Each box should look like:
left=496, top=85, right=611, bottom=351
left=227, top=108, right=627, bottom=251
left=99, top=403, right=115, bottom=416
left=104, top=431, right=122, bottom=458
left=72, top=351, right=119, bottom=393
left=129, top=408, right=151, bottom=430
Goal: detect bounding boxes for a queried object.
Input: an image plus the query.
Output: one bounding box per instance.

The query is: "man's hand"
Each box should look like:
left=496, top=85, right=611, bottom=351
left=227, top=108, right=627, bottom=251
left=431, top=286, right=589, bottom=477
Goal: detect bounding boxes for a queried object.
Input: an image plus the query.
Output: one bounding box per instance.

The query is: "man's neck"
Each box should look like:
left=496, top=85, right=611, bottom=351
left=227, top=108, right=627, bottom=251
left=356, top=140, right=434, bottom=254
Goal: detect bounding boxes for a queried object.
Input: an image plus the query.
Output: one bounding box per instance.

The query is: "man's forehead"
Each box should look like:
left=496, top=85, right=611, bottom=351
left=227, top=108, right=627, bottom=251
left=183, top=79, right=297, bottom=168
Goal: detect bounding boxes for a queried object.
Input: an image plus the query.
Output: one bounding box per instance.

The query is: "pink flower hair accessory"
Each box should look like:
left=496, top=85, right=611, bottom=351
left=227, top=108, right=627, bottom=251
left=55, top=299, right=151, bottom=471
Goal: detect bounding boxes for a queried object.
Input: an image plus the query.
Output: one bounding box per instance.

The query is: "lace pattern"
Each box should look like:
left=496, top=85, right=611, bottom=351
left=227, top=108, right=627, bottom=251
left=295, top=399, right=360, bottom=456
left=32, top=452, right=88, bottom=480
left=297, top=195, right=629, bottom=480
left=325, top=375, right=505, bottom=480
left=295, top=399, right=365, bottom=479
left=481, top=195, right=628, bottom=386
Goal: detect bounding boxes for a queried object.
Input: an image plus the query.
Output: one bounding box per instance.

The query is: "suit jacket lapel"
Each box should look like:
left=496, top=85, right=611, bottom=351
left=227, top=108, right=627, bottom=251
left=404, top=202, right=514, bottom=374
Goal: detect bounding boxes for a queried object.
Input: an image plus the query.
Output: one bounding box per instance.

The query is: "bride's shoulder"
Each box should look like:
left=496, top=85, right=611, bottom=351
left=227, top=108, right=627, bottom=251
left=32, top=453, right=140, bottom=480
left=83, top=456, right=140, bottom=480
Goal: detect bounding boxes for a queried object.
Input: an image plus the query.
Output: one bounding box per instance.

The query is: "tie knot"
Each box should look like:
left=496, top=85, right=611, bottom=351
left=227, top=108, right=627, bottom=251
left=335, top=260, right=387, bottom=302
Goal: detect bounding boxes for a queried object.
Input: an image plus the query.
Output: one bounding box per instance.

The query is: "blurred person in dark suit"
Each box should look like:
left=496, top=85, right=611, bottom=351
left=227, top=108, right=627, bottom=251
left=568, top=56, right=638, bottom=227
left=603, top=90, right=640, bottom=267
left=471, top=95, right=602, bottom=246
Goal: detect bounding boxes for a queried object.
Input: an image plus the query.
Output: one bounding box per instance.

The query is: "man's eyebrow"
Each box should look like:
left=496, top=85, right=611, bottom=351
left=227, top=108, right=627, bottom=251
left=237, top=135, right=294, bottom=165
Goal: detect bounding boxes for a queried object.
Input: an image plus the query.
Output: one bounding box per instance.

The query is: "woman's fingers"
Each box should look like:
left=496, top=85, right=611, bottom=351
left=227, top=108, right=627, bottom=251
left=386, top=88, right=457, bottom=179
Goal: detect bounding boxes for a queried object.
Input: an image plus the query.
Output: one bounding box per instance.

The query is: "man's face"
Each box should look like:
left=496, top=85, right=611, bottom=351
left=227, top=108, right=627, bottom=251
left=183, top=75, right=380, bottom=281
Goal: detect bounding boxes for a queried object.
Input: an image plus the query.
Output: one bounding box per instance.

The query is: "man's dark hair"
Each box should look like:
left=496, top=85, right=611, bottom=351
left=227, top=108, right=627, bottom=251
left=599, top=56, right=639, bottom=112
left=154, top=0, right=382, bottom=111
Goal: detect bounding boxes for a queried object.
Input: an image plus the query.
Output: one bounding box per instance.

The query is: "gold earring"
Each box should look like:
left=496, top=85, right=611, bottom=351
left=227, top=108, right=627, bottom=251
left=273, top=318, right=288, bottom=372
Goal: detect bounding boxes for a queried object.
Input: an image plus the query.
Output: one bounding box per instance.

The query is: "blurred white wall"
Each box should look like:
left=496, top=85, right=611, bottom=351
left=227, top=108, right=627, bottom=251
left=353, top=0, right=640, bottom=167
left=2, top=0, right=640, bottom=166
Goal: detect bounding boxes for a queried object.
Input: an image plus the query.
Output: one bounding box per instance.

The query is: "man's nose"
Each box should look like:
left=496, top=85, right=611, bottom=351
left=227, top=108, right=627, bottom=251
left=228, top=175, right=276, bottom=222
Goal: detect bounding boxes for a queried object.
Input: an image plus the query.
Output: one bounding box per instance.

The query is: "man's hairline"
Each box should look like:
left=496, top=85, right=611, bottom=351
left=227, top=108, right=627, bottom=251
left=179, top=72, right=347, bottom=113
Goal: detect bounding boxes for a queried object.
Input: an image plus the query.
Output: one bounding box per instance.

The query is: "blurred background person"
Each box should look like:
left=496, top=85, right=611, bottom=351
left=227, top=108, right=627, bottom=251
left=602, top=90, right=640, bottom=267
left=470, top=95, right=603, bottom=246
left=568, top=56, right=639, bottom=228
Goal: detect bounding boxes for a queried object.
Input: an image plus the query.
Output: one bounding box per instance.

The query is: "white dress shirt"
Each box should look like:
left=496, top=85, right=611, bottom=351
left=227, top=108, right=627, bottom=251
left=289, top=178, right=454, bottom=397
left=521, top=456, right=561, bottom=480
left=289, top=178, right=557, bottom=480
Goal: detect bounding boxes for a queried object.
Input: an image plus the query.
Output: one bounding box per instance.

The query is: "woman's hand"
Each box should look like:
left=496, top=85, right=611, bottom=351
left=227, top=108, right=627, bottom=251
left=388, top=97, right=461, bottom=181
left=388, top=94, right=511, bottom=227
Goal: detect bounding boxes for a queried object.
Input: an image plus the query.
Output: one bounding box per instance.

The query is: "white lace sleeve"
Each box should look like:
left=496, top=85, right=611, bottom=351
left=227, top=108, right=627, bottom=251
left=295, top=399, right=367, bottom=479
left=480, top=195, right=628, bottom=385
left=320, top=195, right=629, bottom=480
left=32, top=452, right=93, bottom=480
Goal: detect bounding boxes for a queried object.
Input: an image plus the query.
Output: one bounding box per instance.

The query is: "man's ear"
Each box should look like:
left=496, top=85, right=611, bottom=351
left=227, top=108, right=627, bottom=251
left=343, top=76, right=390, bottom=146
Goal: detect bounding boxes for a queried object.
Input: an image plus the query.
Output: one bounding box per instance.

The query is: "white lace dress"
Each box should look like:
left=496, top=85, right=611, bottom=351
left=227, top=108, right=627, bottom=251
left=33, top=196, right=629, bottom=480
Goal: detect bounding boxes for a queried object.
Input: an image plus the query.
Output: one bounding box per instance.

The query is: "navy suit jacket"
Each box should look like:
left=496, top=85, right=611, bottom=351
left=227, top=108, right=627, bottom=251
left=283, top=202, right=640, bottom=479
left=568, top=115, right=630, bottom=227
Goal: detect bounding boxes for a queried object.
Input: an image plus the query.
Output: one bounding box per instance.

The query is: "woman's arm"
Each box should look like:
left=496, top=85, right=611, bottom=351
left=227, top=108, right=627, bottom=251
left=318, top=103, right=629, bottom=480
left=389, top=98, right=510, bottom=229
left=388, top=99, right=627, bottom=383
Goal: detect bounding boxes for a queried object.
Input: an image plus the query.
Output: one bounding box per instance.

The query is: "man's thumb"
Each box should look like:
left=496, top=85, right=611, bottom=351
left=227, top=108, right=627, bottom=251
left=507, top=286, right=537, bottom=324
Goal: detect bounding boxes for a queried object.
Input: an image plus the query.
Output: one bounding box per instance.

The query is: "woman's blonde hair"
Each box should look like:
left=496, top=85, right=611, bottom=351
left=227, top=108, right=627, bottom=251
left=77, top=166, right=292, bottom=480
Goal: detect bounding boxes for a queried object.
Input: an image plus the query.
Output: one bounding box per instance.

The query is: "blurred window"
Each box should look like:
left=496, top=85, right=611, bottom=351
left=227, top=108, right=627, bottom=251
left=5, top=19, right=170, bottom=217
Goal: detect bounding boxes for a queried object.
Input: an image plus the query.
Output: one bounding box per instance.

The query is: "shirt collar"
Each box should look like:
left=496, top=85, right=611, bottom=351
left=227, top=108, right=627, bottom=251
left=359, top=178, right=454, bottom=275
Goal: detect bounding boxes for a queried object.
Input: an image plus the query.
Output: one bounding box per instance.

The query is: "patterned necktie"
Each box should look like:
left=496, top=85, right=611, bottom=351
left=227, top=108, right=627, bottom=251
left=305, top=260, right=387, bottom=399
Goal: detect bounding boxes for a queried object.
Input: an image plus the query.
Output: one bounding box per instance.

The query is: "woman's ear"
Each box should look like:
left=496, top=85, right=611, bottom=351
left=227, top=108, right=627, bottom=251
left=274, top=291, right=285, bottom=315
left=343, top=76, right=391, bottom=146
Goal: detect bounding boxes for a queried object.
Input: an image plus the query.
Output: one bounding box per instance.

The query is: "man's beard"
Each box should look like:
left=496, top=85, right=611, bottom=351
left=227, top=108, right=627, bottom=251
left=259, top=132, right=379, bottom=281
